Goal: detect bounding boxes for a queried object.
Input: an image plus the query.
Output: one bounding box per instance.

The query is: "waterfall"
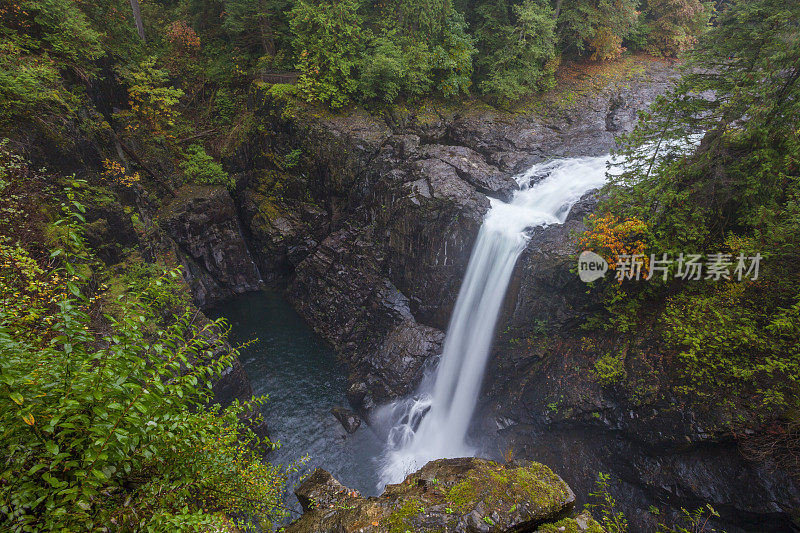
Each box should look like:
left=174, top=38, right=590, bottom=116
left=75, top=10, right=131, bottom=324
left=377, top=154, right=612, bottom=487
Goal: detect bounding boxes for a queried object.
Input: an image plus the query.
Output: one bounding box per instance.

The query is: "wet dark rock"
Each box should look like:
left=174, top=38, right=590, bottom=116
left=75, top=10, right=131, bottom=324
left=237, top=171, right=326, bottom=284
left=288, top=227, right=446, bottom=414
left=418, top=144, right=519, bottom=201
left=294, top=468, right=358, bottom=513
left=502, top=191, right=601, bottom=334
left=285, top=458, right=587, bottom=533
left=83, top=200, right=138, bottom=265
left=156, top=185, right=261, bottom=308
left=331, top=407, right=362, bottom=434
left=605, top=94, right=630, bottom=132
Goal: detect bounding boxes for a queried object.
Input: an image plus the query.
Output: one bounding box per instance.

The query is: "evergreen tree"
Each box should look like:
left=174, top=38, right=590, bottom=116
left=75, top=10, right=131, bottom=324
left=556, top=0, right=639, bottom=60
left=475, top=0, right=557, bottom=103
left=222, top=0, right=291, bottom=56
left=595, top=0, right=800, bottom=417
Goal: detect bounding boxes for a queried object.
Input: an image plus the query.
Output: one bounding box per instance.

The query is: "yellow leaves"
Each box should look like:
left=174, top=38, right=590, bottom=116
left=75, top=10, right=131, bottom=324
left=22, top=412, right=35, bottom=426
left=101, top=159, right=140, bottom=188
left=580, top=213, right=651, bottom=277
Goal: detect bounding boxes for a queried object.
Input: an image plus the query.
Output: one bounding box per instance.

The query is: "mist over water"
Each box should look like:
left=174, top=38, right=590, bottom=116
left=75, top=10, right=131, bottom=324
left=378, top=155, right=612, bottom=487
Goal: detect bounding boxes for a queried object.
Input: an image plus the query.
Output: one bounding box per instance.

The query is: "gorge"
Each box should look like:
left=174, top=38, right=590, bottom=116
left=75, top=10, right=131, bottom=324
left=5, top=2, right=800, bottom=531
left=186, top=58, right=797, bottom=531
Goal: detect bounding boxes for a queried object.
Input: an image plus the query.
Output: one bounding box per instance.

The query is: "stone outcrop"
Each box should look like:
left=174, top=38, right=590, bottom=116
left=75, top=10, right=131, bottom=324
left=331, top=407, right=362, bottom=434
left=286, top=226, right=446, bottom=416
left=285, top=458, right=595, bottom=533
left=221, top=58, right=800, bottom=531
left=156, top=185, right=262, bottom=308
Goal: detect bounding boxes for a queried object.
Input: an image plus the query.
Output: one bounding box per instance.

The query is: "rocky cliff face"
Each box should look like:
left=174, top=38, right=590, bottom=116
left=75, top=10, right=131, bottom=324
left=156, top=56, right=798, bottom=531
left=156, top=185, right=262, bottom=308
left=231, top=59, right=677, bottom=426
left=284, top=457, right=602, bottom=533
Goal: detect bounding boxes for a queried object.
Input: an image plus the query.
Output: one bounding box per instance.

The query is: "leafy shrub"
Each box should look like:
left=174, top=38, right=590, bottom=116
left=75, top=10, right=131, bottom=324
left=0, top=40, right=72, bottom=126
left=579, top=214, right=650, bottom=274
left=116, top=57, right=185, bottom=142
left=586, top=472, right=628, bottom=533
left=592, top=353, right=627, bottom=387
left=0, top=200, right=291, bottom=531
left=359, top=37, right=406, bottom=103
left=180, top=144, right=234, bottom=188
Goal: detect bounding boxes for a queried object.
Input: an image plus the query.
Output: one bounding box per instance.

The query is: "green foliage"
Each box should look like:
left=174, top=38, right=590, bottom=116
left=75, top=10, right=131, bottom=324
left=222, top=0, right=291, bottom=56
left=643, top=0, right=712, bottom=57
left=0, top=40, right=69, bottom=126
left=358, top=37, right=407, bottom=103
left=4, top=0, right=103, bottom=64
left=0, top=197, right=292, bottom=531
left=116, top=57, right=185, bottom=142
left=180, top=144, right=233, bottom=188
left=662, top=285, right=800, bottom=412
left=586, top=472, right=628, bottom=533
left=287, top=0, right=475, bottom=106
left=590, top=0, right=800, bottom=417
left=657, top=504, right=720, bottom=533
left=424, top=8, right=475, bottom=98
left=475, top=0, right=556, bottom=103
left=289, top=0, right=367, bottom=108
left=121, top=260, right=192, bottom=317
left=557, top=0, right=639, bottom=60
left=592, top=353, right=627, bottom=387
left=0, top=0, right=104, bottom=127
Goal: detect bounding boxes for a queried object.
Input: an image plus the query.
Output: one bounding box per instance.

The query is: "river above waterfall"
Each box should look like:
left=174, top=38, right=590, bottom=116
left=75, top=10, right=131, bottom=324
left=209, top=291, right=383, bottom=499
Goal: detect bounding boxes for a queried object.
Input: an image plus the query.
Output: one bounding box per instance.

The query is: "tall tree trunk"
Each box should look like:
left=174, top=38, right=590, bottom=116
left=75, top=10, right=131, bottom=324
left=129, top=0, right=146, bottom=42
left=554, top=0, right=564, bottom=19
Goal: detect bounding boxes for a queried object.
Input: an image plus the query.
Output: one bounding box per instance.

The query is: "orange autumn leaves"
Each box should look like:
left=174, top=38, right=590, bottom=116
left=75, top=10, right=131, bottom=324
left=102, top=159, right=140, bottom=188
left=579, top=213, right=650, bottom=280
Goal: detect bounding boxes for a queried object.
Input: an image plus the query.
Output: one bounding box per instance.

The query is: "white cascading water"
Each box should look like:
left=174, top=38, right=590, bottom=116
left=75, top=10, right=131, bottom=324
left=378, top=154, right=613, bottom=487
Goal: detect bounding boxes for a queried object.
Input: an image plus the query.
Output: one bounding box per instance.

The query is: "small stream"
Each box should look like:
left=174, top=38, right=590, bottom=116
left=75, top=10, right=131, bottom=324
left=209, top=291, right=383, bottom=502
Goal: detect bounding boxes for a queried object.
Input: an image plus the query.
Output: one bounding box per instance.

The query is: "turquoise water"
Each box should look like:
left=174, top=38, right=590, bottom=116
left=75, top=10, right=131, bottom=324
left=209, top=291, right=383, bottom=501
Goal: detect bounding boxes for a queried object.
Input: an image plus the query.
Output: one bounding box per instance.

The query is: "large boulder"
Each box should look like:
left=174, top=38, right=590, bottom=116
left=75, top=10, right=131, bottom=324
left=330, top=407, right=362, bottom=434
left=285, top=458, right=592, bottom=533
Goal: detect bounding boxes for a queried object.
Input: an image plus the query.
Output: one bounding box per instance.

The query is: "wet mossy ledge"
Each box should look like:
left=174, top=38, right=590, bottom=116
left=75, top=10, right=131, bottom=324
left=285, top=457, right=604, bottom=533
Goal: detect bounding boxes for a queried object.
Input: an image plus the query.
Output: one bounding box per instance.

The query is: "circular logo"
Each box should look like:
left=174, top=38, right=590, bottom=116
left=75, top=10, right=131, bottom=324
left=577, top=251, right=608, bottom=282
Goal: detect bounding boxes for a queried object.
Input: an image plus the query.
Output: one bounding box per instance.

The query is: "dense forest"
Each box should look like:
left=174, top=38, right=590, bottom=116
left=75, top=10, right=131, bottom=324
left=1, top=0, right=799, bottom=531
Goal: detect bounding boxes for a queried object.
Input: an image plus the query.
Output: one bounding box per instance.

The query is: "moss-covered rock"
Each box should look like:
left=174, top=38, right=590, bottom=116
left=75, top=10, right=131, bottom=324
left=285, top=457, right=594, bottom=533
left=536, top=512, right=605, bottom=533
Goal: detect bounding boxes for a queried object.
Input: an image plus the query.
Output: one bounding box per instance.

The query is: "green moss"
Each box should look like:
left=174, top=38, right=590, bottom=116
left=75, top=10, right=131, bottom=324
left=446, top=480, right=479, bottom=512
left=382, top=497, right=424, bottom=533
left=441, top=461, right=569, bottom=519
left=485, top=462, right=569, bottom=510
left=538, top=516, right=605, bottom=533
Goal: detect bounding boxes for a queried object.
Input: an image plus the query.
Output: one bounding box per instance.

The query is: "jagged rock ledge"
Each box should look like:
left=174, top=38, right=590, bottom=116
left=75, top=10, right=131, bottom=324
left=284, top=457, right=604, bottom=533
